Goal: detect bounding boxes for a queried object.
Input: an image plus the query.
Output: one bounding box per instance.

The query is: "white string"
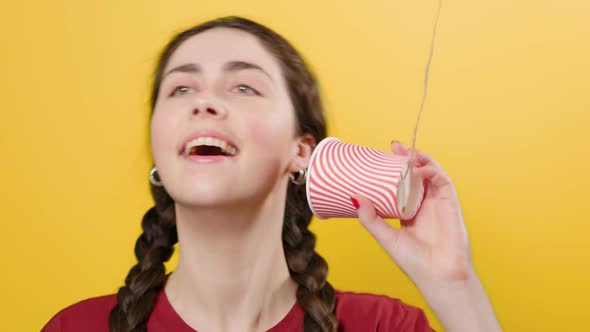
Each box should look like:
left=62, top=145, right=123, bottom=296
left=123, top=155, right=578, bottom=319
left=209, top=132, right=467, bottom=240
left=402, top=0, right=443, bottom=180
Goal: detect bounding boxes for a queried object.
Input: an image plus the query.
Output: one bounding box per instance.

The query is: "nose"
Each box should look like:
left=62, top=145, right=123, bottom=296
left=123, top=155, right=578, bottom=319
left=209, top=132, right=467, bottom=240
left=191, top=97, right=228, bottom=119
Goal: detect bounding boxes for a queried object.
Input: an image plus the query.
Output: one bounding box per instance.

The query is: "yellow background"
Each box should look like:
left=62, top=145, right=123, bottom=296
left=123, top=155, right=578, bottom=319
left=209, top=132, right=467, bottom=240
left=1, top=0, right=589, bottom=331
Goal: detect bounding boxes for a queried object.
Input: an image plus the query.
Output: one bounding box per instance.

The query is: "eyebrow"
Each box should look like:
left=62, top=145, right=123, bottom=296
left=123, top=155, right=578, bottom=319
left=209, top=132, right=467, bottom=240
left=164, top=61, right=274, bottom=81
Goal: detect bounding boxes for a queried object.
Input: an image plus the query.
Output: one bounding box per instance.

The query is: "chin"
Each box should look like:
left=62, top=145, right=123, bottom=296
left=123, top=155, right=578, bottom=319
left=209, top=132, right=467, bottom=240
left=168, top=181, right=244, bottom=206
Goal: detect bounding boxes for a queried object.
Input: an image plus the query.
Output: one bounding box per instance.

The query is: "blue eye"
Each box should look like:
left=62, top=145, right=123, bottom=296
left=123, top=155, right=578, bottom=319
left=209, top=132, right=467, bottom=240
left=171, top=86, right=195, bottom=96
left=234, top=84, right=259, bottom=96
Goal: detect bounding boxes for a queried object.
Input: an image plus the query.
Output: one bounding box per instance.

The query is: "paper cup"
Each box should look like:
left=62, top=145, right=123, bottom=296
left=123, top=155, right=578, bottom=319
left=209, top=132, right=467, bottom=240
left=306, top=137, right=426, bottom=220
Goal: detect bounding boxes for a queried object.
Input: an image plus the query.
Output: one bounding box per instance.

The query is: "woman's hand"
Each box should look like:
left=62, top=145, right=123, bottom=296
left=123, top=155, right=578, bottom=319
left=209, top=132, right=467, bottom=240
left=352, top=141, right=502, bottom=331
left=352, top=140, right=472, bottom=286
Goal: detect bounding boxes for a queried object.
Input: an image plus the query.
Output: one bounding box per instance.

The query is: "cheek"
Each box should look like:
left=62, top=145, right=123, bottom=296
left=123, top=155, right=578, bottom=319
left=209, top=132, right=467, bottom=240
left=150, top=109, right=175, bottom=162
left=244, top=111, right=296, bottom=161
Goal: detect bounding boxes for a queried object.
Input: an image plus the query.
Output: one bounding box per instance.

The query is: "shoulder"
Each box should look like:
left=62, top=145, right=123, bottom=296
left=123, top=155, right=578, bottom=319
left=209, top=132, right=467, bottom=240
left=42, top=294, right=117, bottom=332
left=334, top=290, right=435, bottom=331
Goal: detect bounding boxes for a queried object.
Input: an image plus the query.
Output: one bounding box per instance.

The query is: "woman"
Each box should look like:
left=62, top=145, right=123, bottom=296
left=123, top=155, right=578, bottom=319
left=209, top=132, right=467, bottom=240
left=42, top=16, right=501, bottom=332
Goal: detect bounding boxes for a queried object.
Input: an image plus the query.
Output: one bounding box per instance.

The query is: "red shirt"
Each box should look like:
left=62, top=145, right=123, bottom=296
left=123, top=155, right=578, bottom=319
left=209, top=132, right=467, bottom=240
left=42, top=289, right=434, bottom=331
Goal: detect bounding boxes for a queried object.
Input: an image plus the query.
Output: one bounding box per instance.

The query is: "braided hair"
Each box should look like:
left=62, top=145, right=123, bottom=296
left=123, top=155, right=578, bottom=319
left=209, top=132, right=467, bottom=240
left=109, top=16, right=337, bottom=332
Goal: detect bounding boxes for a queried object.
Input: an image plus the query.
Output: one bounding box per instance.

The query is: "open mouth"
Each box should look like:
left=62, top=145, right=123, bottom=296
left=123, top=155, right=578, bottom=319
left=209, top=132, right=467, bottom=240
left=186, top=145, right=234, bottom=157
left=182, top=137, right=239, bottom=157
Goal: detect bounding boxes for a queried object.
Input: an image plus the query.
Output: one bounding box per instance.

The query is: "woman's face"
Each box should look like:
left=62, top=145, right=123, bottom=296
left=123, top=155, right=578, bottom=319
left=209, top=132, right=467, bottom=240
left=150, top=28, right=309, bottom=207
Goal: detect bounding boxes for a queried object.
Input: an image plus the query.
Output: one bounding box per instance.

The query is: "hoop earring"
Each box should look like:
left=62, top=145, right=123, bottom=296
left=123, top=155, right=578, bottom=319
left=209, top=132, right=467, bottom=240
left=290, top=168, right=307, bottom=185
left=149, top=166, right=163, bottom=187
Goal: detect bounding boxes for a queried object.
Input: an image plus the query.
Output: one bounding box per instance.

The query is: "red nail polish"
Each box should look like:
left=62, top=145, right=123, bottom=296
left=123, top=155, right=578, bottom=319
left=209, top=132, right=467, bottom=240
left=350, top=197, right=360, bottom=209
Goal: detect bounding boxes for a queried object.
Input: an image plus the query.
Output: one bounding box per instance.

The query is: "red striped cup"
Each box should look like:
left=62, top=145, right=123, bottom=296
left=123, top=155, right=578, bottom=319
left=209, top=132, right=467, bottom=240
left=306, top=137, right=426, bottom=220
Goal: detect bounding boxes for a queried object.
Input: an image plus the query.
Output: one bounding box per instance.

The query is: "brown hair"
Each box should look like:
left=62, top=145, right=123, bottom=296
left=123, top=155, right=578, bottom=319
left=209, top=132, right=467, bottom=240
left=109, top=16, right=336, bottom=332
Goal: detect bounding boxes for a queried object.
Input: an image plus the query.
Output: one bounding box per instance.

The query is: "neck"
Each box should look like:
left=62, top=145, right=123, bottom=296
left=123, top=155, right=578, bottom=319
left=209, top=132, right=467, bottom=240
left=164, top=182, right=298, bottom=332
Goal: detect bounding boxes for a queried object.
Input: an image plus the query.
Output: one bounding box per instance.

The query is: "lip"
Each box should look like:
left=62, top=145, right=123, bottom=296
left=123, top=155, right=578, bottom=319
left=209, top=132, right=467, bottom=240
left=178, top=129, right=240, bottom=156
left=184, top=155, right=233, bottom=164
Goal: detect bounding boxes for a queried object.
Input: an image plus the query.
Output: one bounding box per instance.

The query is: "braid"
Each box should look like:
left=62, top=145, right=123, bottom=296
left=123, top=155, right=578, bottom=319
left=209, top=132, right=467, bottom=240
left=109, top=185, right=177, bottom=332
left=283, top=182, right=338, bottom=332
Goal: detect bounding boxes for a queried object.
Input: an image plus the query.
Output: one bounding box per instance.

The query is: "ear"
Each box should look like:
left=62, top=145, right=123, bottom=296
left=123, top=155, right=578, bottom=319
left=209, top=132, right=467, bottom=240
left=288, top=133, right=317, bottom=173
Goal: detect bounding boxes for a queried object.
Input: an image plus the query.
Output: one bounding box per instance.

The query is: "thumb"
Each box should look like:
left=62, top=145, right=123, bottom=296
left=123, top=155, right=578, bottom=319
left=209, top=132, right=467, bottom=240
left=351, top=194, right=400, bottom=251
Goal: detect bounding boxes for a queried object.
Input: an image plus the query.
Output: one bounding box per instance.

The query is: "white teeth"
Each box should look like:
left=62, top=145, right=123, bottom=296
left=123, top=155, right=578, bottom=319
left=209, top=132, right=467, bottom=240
left=183, top=137, right=238, bottom=156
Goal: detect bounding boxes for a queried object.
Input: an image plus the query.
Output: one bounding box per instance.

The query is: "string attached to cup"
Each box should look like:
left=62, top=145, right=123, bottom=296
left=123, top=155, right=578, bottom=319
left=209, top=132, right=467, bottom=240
left=401, top=0, right=443, bottom=181
left=306, top=1, right=444, bottom=220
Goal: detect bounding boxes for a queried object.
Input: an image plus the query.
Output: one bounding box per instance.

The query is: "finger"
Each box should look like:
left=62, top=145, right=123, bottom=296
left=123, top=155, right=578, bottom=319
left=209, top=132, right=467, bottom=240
left=411, top=164, right=455, bottom=191
left=411, top=151, right=444, bottom=170
left=391, top=140, right=410, bottom=155
left=392, top=142, right=428, bottom=168
left=351, top=194, right=400, bottom=250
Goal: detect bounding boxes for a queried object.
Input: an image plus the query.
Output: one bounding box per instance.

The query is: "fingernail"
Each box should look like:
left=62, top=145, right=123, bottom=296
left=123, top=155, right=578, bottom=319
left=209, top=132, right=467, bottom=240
left=350, top=197, right=360, bottom=209
left=391, top=140, right=400, bottom=145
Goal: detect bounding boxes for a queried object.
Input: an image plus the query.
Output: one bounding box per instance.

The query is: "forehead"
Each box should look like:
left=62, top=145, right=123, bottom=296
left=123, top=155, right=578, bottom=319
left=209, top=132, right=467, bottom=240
left=164, top=28, right=281, bottom=78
